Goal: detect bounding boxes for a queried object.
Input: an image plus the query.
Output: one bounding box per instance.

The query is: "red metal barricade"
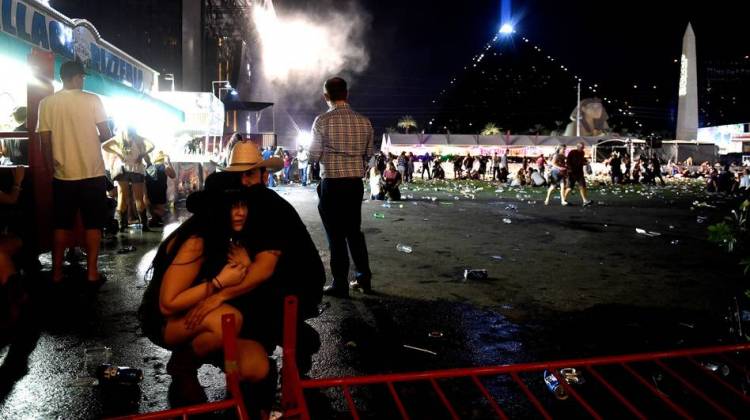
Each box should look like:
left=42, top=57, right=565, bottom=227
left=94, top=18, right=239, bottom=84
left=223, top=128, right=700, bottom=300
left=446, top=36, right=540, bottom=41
left=281, top=296, right=750, bottom=419
left=109, top=313, right=249, bottom=420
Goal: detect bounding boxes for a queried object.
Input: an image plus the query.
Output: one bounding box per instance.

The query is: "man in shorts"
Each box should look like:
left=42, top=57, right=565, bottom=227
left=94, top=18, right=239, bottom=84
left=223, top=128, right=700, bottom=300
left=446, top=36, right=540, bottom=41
left=564, top=142, right=592, bottom=206
left=545, top=145, right=568, bottom=206
left=37, top=61, right=113, bottom=286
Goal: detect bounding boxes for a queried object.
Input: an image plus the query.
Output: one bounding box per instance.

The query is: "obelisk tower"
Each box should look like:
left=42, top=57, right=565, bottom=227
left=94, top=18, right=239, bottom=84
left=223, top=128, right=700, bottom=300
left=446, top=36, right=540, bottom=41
left=676, top=23, right=698, bottom=140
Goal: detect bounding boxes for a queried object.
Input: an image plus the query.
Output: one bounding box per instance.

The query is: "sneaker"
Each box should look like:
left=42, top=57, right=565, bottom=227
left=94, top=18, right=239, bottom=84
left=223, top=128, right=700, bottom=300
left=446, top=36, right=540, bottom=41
left=583, top=200, right=592, bottom=207
left=322, top=285, right=349, bottom=298
left=544, top=198, right=550, bottom=206
left=561, top=201, right=569, bottom=206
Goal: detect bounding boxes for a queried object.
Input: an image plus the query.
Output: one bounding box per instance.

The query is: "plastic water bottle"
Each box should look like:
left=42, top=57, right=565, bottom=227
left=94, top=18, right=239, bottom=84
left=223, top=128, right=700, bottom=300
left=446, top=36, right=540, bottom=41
left=396, top=243, right=413, bottom=253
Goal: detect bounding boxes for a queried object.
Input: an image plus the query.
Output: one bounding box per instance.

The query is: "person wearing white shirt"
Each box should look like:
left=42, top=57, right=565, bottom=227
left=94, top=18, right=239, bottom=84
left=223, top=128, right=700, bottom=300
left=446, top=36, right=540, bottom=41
left=37, top=61, right=113, bottom=286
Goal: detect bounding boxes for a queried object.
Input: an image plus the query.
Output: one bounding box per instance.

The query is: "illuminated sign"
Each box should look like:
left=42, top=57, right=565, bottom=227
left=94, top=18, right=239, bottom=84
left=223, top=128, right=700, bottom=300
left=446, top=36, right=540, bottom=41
left=678, top=54, right=688, bottom=97
left=1, top=0, right=154, bottom=92
left=697, top=124, right=745, bottom=154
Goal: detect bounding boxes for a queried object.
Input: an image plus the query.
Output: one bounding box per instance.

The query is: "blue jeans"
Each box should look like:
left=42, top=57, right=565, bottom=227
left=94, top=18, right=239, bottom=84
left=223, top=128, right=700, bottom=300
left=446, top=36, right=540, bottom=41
left=267, top=173, right=276, bottom=187
left=299, top=166, right=308, bottom=186
left=283, top=167, right=291, bottom=183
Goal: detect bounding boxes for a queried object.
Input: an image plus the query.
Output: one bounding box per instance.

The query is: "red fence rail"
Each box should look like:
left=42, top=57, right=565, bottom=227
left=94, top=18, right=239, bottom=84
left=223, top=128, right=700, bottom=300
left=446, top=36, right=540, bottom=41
left=281, top=296, right=750, bottom=419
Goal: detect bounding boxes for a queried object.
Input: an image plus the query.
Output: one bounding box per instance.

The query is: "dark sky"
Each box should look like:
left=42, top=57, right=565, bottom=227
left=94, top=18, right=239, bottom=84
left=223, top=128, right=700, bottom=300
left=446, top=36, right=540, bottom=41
left=49, top=0, right=749, bottom=132
left=336, top=0, right=749, bottom=131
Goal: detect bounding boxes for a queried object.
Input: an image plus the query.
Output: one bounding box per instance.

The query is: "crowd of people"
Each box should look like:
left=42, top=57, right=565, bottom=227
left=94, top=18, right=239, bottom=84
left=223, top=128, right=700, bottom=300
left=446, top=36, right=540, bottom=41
left=6, top=59, right=750, bottom=418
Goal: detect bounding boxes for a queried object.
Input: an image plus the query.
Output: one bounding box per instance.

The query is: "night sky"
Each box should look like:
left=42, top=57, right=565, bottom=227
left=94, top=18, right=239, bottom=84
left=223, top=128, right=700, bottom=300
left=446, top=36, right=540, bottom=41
left=49, top=0, right=749, bottom=134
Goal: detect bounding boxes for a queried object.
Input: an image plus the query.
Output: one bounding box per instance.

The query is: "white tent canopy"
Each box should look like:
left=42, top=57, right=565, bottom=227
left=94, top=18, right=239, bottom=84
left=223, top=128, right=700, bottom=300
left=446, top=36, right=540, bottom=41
left=382, top=134, right=643, bottom=157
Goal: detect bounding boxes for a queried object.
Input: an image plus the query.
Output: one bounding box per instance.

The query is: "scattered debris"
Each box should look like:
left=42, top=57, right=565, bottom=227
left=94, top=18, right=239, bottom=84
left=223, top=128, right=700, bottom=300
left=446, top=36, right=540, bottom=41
left=635, top=228, right=661, bottom=237
left=403, top=344, right=437, bottom=356
left=117, top=245, right=136, bottom=254
left=502, top=218, right=512, bottom=224
left=464, top=269, right=488, bottom=281
left=396, top=243, right=413, bottom=253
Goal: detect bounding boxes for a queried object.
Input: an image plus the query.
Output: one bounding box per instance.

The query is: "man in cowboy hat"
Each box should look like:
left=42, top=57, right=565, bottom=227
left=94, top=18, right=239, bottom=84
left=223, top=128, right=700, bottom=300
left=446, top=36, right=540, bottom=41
left=183, top=140, right=325, bottom=372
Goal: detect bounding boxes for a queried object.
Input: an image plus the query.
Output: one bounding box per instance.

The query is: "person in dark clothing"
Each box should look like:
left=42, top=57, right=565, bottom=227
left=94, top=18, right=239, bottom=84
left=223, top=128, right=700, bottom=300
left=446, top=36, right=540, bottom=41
left=145, top=151, right=176, bottom=227
left=432, top=159, right=445, bottom=180
left=608, top=152, right=623, bottom=184
left=651, top=157, right=665, bottom=186
left=420, top=152, right=432, bottom=180
left=453, top=156, right=463, bottom=179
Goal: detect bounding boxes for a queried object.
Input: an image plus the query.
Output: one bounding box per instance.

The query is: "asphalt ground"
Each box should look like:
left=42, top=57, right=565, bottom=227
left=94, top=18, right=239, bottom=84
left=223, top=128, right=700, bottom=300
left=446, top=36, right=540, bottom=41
left=0, top=178, right=746, bottom=419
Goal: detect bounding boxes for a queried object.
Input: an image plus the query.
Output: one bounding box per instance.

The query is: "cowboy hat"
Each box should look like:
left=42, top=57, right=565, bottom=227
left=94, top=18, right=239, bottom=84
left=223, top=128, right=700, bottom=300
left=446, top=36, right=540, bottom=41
left=222, top=141, right=283, bottom=172
left=186, top=171, right=246, bottom=214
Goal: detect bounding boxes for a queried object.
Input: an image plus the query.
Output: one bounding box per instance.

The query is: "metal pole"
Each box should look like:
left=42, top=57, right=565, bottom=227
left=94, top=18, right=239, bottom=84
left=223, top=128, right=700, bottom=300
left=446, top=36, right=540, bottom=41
left=576, top=81, right=581, bottom=137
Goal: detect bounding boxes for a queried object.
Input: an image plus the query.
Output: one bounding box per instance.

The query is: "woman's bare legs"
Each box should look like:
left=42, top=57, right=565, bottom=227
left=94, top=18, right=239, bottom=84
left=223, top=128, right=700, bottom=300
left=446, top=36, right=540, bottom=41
left=164, top=304, right=269, bottom=382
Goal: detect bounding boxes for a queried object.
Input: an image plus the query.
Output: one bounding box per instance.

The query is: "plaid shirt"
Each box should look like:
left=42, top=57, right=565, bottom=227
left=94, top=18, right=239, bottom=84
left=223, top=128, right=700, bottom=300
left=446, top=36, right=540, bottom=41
left=309, top=103, right=374, bottom=179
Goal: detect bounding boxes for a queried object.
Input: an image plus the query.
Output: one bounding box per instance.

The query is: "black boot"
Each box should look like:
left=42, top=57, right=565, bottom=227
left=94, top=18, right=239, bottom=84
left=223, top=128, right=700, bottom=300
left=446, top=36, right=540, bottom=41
left=166, top=347, right=207, bottom=407
left=139, top=211, right=150, bottom=232
left=241, top=358, right=278, bottom=420
left=119, top=212, right=128, bottom=232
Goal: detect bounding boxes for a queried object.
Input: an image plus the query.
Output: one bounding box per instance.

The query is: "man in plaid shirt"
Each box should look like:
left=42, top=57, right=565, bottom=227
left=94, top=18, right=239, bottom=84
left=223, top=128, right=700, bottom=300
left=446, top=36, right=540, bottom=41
left=309, top=77, right=373, bottom=298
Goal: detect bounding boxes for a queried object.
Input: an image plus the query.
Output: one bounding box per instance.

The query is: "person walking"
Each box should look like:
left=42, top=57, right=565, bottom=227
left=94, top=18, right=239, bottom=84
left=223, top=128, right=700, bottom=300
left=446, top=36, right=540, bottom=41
left=37, top=61, right=113, bottom=286
left=102, top=126, right=154, bottom=231
left=563, top=142, right=592, bottom=206
left=309, top=77, right=374, bottom=297
left=297, top=146, right=309, bottom=186
left=420, top=152, right=432, bottom=180
left=544, top=145, right=568, bottom=206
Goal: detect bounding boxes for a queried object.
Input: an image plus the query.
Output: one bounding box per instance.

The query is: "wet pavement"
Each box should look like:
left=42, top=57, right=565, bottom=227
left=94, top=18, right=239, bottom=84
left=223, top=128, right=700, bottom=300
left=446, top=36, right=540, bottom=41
left=0, top=180, right=745, bottom=418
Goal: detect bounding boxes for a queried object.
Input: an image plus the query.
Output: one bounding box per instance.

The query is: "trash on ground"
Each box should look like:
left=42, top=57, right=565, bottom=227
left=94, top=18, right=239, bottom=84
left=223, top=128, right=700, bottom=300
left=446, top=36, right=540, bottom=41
left=502, top=218, right=512, bottom=224
left=464, top=269, right=488, bottom=281
left=678, top=322, right=694, bottom=329
left=635, top=228, right=661, bottom=237
left=403, top=344, right=437, bottom=356
left=491, top=255, right=503, bottom=261
left=345, top=341, right=357, bottom=348
left=670, top=240, right=680, bottom=245
left=318, top=301, right=331, bottom=315
left=396, top=243, right=413, bottom=253
left=117, top=245, right=136, bottom=254
left=428, top=331, right=444, bottom=338
left=543, top=367, right=585, bottom=400
left=96, top=364, right=143, bottom=385
left=696, top=216, right=708, bottom=223
left=373, top=212, right=385, bottom=219
left=701, top=361, right=730, bottom=376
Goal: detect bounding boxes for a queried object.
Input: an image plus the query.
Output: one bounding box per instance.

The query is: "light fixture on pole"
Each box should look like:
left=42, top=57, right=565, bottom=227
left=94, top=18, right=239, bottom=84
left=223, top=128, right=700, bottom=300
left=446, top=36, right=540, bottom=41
left=163, top=73, right=175, bottom=92
left=211, top=80, right=231, bottom=98
left=218, top=87, right=238, bottom=99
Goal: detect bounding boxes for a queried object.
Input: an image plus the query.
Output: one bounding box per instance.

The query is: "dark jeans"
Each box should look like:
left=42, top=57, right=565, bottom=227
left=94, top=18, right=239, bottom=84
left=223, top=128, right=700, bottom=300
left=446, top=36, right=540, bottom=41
left=317, top=178, right=371, bottom=289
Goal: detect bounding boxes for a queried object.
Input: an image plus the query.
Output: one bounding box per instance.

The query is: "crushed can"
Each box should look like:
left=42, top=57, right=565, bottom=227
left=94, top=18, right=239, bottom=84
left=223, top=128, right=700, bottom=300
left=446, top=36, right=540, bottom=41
left=543, top=370, right=568, bottom=400
left=544, top=368, right=584, bottom=400
left=96, top=364, right=143, bottom=385
left=464, top=269, right=488, bottom=281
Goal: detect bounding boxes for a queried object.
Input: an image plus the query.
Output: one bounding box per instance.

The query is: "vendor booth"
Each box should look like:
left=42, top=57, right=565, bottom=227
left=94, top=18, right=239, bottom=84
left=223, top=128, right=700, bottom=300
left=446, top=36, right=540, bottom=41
left=0, top=0, right=186, bottom=250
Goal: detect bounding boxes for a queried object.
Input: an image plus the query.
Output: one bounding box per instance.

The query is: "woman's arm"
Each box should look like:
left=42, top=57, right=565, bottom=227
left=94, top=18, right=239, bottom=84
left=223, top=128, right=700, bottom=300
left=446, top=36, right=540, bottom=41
left=159, top=237, right=214, bottom=316
left=101, top=138, right=123, bottom=160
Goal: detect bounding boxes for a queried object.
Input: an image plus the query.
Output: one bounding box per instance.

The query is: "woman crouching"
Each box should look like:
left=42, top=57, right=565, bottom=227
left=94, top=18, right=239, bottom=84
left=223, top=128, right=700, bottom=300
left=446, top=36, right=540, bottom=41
left=139, top=188, right=269, bottom=390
